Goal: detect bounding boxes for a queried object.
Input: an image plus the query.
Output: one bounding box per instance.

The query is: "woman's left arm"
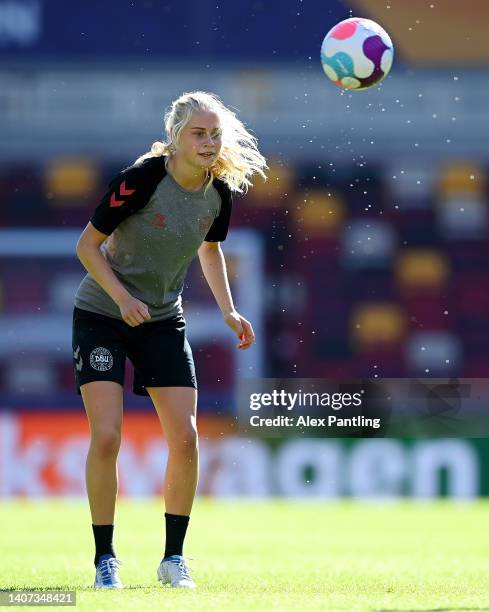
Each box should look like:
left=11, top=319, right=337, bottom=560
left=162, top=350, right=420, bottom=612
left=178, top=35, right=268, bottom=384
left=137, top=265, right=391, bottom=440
left=197, top=241, right=255, bottom=350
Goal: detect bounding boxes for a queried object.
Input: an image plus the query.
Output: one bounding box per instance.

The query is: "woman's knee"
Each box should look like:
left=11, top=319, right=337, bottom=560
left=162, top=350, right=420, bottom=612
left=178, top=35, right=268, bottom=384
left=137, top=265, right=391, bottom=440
left=167, top=424, right=198, bottom=456
left=90, top=429, right=121, bottom=458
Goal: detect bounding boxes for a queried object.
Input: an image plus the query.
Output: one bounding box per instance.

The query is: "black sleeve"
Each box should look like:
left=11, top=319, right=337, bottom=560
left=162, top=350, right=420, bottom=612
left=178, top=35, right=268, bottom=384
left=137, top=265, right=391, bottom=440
left=204, top=191, right=233, bottom=242
left=89, top=166, right=149, bottom=235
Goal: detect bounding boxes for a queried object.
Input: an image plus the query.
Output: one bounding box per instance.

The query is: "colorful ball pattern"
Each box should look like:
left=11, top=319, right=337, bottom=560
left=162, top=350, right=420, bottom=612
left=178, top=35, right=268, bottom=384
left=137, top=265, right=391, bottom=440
left=321, top=17, right=394, bottom=90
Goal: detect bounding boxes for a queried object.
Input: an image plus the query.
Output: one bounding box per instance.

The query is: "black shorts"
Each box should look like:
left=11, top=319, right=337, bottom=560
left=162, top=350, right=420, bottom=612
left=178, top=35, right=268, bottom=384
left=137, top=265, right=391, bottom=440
left=72, top=306, right=197, bottom=396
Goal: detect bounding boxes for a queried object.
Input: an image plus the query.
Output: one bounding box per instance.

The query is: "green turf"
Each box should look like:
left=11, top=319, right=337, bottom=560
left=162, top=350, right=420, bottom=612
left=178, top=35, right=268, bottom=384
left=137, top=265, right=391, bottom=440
left=1, top=499, right=488, bottom=610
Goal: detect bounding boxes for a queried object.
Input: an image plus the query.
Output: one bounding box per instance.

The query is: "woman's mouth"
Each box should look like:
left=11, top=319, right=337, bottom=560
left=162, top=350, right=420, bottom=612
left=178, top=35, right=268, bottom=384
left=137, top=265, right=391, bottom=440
left=199, top=152, right=215, bottom=158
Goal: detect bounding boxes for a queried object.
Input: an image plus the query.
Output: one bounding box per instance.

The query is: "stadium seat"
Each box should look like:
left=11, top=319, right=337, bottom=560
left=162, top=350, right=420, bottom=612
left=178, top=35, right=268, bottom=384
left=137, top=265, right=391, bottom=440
left=403, top=296, right=452, bottom=331
left=395, top=249, right=449, bottom=293
left=405, top=331, right=462, bottom=375
left=342, top=219, right=397, bottom=269
left=457, top=317, right=489, bottom=356
left=247, top=158, right=293, bottom=203
left=384, top=163, right=434, bottom=211
left=436, top=194, right=487, bottom=240
left=396, top=249, right=451, bottom=330
left=342, top=269, right=393, bottom=301
left=45, top=158, right=101, bottom=225
left=45, top=157, right=100, bottom=203
left=1, top=163, right=47, bottom=226
left=445, top=242, right=487, bottom=273
left=194, top=343, right=233, bottom=390
left=396, top=210, right=439, bottom=246
left=350, top=301, right=406, bottom=376
left=451, top=276, right=489, bottom=315
left=294, top=189, right=345, bottom=237
left=351, top=303, right=406, bottom=349
left=437, top=162, right=486, bottom=196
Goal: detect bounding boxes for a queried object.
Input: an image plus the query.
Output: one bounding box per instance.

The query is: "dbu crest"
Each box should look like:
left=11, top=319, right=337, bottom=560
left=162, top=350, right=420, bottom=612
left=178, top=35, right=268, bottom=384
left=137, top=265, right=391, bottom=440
left=89, top=347, right=114, bottom=371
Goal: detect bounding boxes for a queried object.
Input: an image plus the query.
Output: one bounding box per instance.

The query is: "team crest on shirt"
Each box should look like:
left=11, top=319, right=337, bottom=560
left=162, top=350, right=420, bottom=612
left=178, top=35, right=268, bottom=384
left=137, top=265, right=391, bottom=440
left=152, top=213, right=167, bottom=230
left=89, top=347, right=114, bottom=371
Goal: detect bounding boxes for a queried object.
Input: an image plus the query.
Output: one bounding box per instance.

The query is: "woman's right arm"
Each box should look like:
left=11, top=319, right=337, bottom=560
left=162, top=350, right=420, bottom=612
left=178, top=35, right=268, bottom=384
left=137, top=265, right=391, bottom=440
left=76, top=222, right=151, bottom=326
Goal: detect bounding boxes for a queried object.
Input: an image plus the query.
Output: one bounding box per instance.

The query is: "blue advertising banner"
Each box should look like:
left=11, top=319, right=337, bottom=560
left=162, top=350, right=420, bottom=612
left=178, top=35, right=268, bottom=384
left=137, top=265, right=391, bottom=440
left=0, top=0, right=348, bottom=61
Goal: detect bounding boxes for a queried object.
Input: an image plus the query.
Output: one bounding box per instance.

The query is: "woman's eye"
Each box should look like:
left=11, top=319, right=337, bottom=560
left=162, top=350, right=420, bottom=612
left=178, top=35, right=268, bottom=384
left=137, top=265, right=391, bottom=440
left=195, top=132, right=221, bottom=138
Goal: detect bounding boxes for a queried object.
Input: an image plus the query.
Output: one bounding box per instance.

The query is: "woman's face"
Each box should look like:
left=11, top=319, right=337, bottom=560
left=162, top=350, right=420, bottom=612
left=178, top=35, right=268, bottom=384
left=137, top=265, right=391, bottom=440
left=176, top=110, right=222, bottom=170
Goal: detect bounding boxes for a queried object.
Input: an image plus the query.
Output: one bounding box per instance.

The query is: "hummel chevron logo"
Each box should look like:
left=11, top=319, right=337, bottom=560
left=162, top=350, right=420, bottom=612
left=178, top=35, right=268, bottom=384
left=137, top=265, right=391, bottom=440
left=74, top=345, right=83, bottom=372
left=110, top=181, right=135, bottom=207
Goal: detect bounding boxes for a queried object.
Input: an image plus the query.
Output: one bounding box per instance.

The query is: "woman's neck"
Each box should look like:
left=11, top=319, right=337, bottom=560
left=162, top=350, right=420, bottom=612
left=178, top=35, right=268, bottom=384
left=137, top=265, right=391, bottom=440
left=165, top=155, right=208, bottom=192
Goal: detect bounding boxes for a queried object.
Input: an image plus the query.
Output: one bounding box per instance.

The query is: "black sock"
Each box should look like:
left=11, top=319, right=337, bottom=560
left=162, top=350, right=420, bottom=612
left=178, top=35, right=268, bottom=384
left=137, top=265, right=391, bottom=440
left=164, top=513, right=190, bottom=558
left=92, top=524, right=115, bottom=566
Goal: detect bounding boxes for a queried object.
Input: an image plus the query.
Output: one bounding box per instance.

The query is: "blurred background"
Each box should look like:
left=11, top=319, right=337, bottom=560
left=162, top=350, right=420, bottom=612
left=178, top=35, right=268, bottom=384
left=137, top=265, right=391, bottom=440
left=0, top=0, right=488, bottom=499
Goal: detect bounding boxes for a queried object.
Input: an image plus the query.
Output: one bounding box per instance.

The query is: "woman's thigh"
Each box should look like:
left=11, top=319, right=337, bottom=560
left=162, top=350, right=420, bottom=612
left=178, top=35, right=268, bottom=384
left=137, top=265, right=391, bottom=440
left=81, top=380, right=124, bottom=437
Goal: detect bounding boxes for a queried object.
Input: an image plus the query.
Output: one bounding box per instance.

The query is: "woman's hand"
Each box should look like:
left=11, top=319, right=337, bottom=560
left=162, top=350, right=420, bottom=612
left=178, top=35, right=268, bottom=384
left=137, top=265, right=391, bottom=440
left=117, top=294, right=151, bottom=327
left=223, top=310, right=255, bottom=350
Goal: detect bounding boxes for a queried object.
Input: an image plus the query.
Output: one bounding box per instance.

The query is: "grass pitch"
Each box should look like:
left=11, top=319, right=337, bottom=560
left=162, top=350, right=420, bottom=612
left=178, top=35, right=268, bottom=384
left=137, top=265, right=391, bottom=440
left=1, top=499, right=488, bottom=610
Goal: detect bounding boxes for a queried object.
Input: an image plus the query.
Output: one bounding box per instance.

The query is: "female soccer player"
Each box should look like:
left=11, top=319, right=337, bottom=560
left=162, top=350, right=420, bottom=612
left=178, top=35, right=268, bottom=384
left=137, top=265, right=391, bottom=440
left=72, top=91, right=268, bottom=589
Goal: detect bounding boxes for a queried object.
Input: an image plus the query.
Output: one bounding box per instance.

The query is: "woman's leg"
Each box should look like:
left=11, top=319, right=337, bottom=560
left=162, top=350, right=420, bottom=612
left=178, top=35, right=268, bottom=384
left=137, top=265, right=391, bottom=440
left=81, top=380, right=124, bottom=565
left=146, top=386, right=198, bottom=515
left=145, top=386, right=198, bottom=587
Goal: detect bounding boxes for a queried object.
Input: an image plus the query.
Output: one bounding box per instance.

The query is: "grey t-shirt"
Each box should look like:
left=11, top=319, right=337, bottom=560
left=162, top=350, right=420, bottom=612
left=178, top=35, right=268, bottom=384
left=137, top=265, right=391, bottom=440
left=74, top=166, right=225, bottom=322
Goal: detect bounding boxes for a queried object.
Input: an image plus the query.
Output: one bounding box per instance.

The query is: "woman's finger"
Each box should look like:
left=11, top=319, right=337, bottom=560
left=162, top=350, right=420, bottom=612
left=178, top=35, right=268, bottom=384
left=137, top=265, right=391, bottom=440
left=242, top=320, right=255, bottom=342
left=139, top=309, right=150, bottom=321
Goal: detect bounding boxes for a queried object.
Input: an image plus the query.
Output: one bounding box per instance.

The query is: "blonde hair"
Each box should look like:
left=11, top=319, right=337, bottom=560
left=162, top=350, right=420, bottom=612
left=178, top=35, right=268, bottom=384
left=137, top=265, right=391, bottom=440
left=134, top=90, right=268, bottom=194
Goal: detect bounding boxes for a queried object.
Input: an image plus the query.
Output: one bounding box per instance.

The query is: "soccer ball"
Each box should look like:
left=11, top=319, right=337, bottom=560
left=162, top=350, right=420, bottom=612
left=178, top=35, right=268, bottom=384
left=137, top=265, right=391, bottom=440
left=320, top=17, right=394, bottom=90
